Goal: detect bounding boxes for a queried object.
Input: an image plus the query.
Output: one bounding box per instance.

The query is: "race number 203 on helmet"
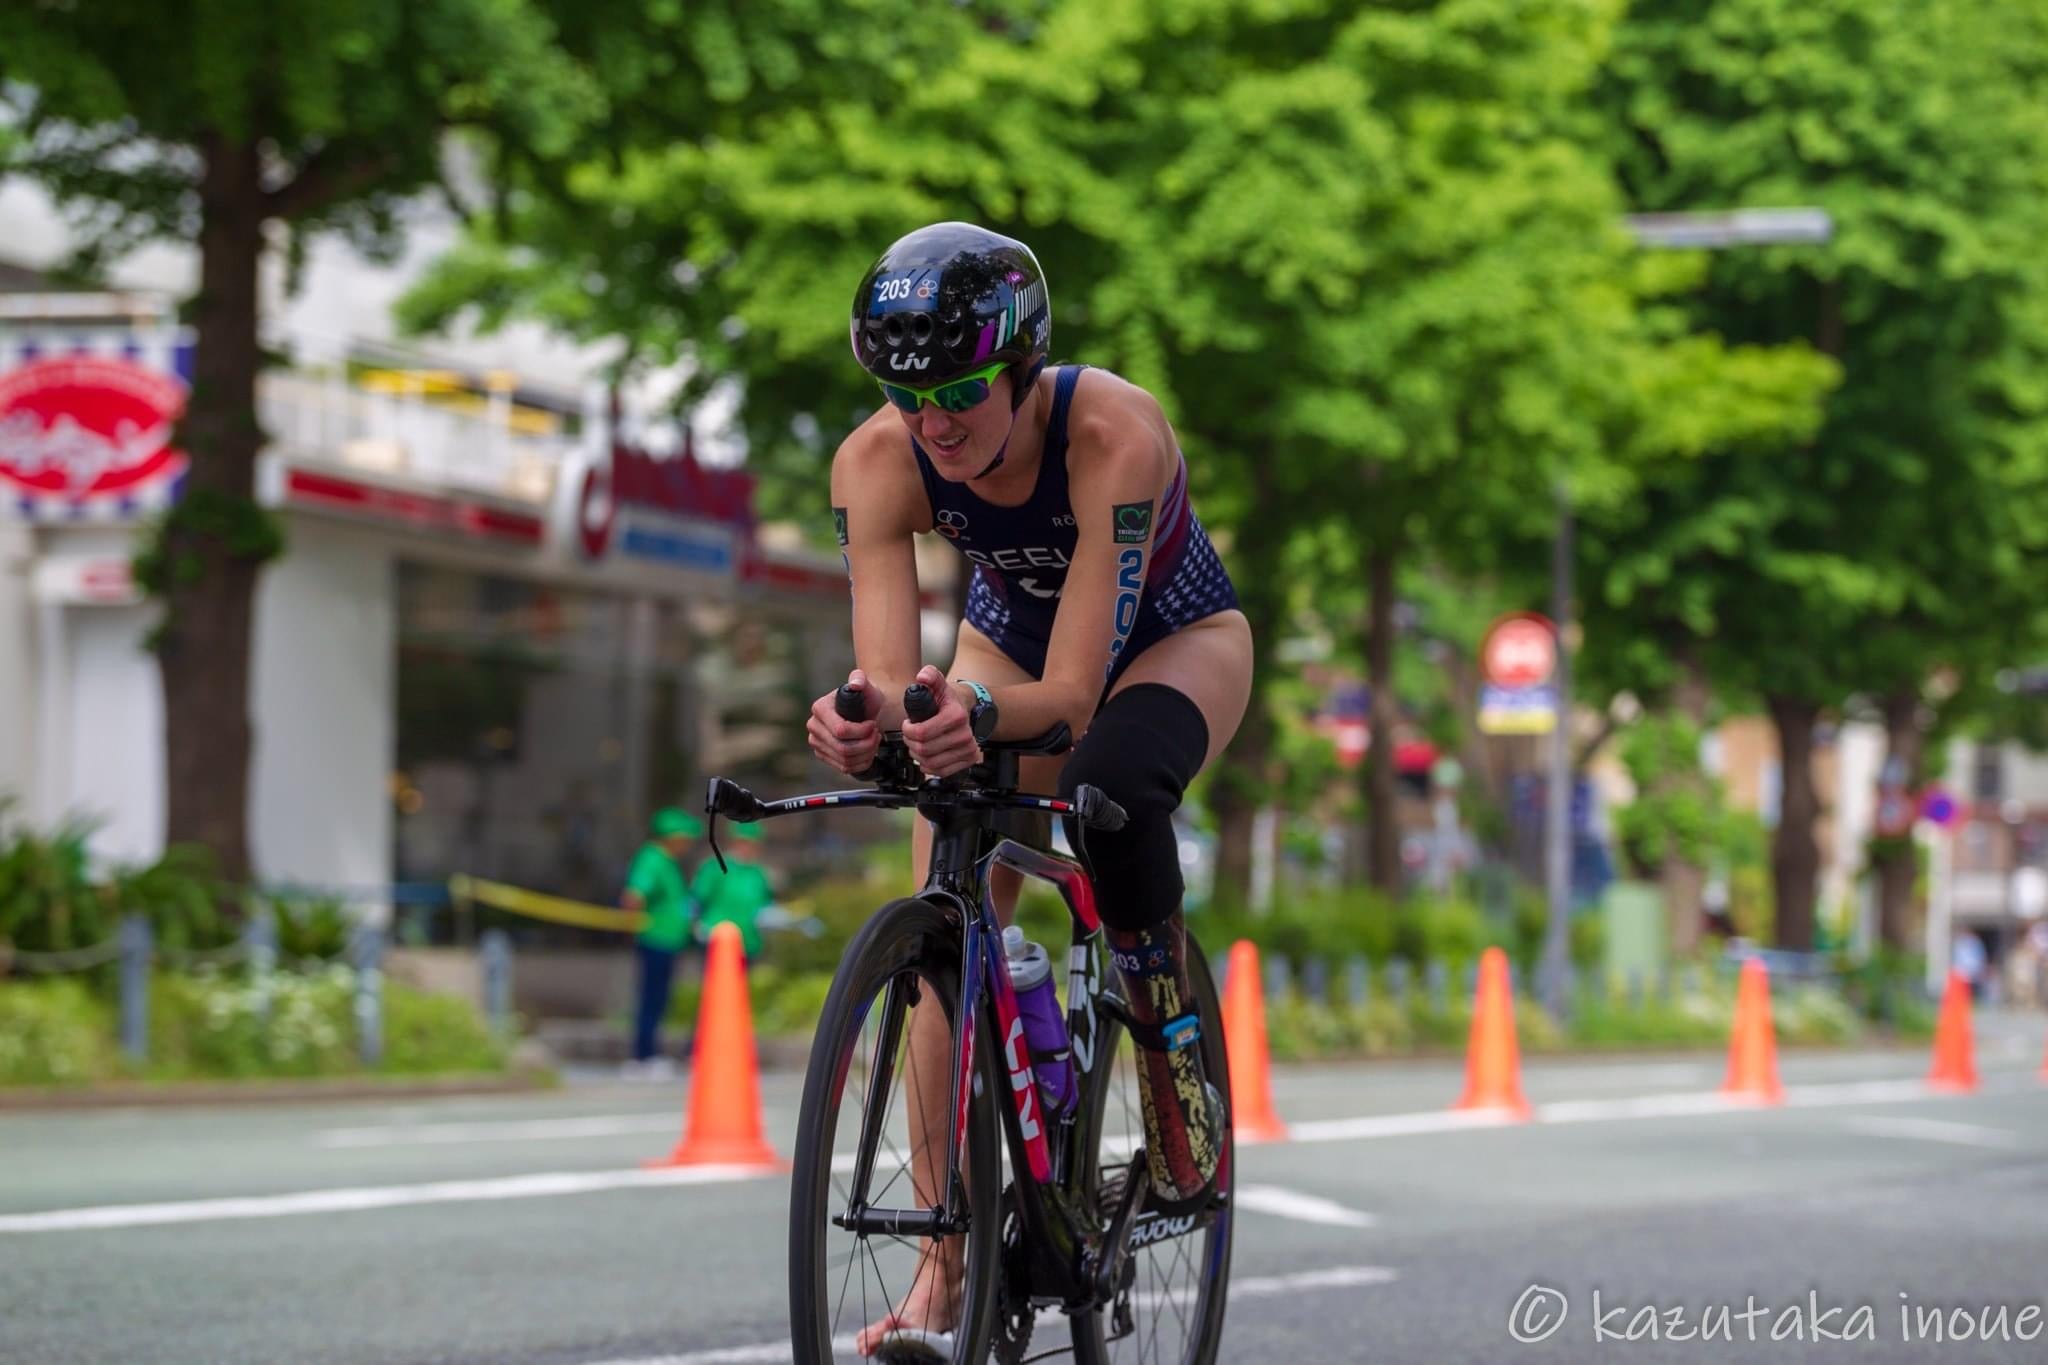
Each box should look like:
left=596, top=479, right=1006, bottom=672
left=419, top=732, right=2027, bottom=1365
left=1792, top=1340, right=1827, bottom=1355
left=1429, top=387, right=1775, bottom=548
left=849, top=221, right=1052, bottom=424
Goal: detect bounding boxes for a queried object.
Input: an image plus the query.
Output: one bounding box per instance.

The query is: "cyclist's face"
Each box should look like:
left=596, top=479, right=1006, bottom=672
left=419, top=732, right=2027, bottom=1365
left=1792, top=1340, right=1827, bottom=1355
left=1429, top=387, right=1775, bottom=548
left=896, top=370, right=1013, bottom=477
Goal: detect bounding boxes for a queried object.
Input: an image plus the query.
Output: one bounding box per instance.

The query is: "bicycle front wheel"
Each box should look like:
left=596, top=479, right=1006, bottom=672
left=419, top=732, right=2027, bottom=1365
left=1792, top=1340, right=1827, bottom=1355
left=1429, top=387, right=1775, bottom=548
left=1072, top=929, right=1234, bottom=1365
left=788, top=896, right=1002, bottom=1364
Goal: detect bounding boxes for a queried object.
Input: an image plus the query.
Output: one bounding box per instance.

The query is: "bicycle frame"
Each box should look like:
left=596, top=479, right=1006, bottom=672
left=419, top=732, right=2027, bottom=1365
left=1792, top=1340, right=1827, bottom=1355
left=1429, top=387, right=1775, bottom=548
left=709, top=769, right=1149, bottom=1307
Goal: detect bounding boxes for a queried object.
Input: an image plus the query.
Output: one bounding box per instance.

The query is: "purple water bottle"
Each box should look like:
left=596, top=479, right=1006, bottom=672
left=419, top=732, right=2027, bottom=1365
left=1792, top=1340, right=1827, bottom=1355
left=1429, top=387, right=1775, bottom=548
left=1003, top=926, right=1077, bottom=1115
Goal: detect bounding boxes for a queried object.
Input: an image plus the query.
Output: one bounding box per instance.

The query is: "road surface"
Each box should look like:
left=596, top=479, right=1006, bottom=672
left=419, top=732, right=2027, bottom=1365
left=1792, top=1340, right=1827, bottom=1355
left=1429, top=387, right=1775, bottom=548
left=4, top=1026, right=2046, bottom=1364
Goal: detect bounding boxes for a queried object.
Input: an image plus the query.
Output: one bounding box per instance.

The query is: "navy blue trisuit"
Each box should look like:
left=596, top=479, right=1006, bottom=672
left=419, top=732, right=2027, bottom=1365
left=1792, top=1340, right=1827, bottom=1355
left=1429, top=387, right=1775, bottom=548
left=909, top=364, right=1240, bottom=686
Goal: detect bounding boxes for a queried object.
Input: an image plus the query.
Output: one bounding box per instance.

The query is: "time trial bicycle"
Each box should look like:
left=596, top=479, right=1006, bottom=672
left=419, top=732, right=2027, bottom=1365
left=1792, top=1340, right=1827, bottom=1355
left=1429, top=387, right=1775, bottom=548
left=703, top=681, right=1233, bottom=1364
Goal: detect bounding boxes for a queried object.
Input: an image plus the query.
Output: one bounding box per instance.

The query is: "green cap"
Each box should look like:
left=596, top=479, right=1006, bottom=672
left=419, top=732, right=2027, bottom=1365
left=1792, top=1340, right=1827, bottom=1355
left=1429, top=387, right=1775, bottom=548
left=731, top=820, right=764, bottom=841
left=651, top=807, right=703, bottom=838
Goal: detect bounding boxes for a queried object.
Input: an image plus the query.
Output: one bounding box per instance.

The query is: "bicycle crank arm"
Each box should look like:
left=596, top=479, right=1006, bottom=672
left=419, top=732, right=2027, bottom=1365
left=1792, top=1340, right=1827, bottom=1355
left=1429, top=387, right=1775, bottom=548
left=1091, top=1147, right=1151, bottom=1300
left=833, top=1205, right=969, bottom=1240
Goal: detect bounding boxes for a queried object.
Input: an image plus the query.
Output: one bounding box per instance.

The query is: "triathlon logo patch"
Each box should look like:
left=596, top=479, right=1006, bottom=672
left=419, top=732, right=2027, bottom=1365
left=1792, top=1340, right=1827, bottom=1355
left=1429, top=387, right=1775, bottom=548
left=1113, top=499, right=1154, bottom=545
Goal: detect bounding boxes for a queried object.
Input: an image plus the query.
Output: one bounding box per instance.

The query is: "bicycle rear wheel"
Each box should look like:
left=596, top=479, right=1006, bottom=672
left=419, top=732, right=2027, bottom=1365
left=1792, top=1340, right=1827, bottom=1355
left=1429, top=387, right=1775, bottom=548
left=1071, top=930, right=1234, bottom=1365
left=789, top=896, right=1001, bottom=1364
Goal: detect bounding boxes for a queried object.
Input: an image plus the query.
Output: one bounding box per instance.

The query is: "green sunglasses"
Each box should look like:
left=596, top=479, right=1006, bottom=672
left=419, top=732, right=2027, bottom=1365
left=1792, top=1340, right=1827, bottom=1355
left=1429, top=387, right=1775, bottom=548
left=878, top=360, right=1008, bottom=414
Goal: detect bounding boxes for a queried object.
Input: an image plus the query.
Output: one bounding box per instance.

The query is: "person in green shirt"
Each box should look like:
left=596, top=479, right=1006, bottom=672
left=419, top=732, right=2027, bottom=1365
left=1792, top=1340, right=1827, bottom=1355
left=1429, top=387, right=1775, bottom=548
left=689, top=820, right=776, bottom=964
left=623, top=807, right=701, bottom=1076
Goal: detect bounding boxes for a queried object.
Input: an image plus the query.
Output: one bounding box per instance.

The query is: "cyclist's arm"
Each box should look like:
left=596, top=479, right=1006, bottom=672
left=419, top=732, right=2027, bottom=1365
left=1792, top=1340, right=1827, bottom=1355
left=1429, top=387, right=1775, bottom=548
left=984, top=376, right=1174, bottom=742
left=831, top=414, right=927, bottom=726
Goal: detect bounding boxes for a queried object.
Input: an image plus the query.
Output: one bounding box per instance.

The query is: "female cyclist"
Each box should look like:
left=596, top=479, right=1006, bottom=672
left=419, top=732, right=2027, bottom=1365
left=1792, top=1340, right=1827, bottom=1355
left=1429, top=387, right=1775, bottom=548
left=805, top=221, right=1253, bottom=1360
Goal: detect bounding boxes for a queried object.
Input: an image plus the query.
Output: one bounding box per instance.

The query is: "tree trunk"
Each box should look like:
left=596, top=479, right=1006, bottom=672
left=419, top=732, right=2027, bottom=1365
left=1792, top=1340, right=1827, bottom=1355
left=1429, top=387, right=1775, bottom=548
left=1207, top=467, right=1284, bottom=911
left=1661, top=648, right=1712, bottom=954
left=1765, top=693, right=1821, bottom=950
left=1365, top=544, right=1400, bottom=893
left=1209, top=703, right=1267, bottom=913
left=157, top=135, right=269, bottom=883
left=1875, top=688, right=1925, bottom=950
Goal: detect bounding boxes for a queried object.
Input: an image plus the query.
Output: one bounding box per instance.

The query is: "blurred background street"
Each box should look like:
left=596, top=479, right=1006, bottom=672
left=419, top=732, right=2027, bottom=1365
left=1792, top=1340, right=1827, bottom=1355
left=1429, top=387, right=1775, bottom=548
left=3, top=1, right=2047, bottom=1361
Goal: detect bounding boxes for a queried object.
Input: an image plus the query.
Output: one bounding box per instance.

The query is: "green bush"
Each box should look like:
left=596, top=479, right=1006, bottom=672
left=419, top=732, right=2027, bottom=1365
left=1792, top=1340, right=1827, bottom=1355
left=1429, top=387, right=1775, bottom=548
left=1569, top=985, right=1732, bottom=1048
left=0, top=804, right=104, bottom=954
left=150, top=966, right=358, bottom=1078
left=0, top=801, right=239, bottom=970
left=263, top=894, right=354, bottom=962
left=148, top=967, right=506, bottom=1079
left=0, top=978, right=117, bottom=1085
left=749, top=965, right=836, bottom=1038
left=1776, top=985, right=1865, bottom=1046
left=383, top=984, right=507, bottom=1073
left=662, top=963, right=837, bottom=1041
left=768, top=872, right=910, bottom=975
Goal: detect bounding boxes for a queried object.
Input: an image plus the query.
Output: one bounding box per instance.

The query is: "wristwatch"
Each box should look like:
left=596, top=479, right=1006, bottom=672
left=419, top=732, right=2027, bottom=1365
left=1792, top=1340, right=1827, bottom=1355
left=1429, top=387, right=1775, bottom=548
left=958, top=679, right=999, bottom=741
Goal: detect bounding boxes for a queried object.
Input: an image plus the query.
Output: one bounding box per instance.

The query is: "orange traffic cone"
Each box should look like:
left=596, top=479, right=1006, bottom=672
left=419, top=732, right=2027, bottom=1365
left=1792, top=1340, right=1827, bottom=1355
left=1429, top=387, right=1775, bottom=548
left=1221, top=940, right=1288, bottom=1143
left=1721, top=958, right=1784, bottom=1105
left=1926, top=970, right=1979, bottom=1094
left=1453, top=947, right=1532, bottom=1120
left=647, top=922, right=784, bottom=1169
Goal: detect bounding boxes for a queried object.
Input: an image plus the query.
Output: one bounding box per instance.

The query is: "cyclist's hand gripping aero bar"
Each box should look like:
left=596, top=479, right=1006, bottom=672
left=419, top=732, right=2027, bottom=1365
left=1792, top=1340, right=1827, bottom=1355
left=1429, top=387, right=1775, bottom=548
left=704, top=680, right=1124, bottom=866
left=830, top=679, right=941, bottom=782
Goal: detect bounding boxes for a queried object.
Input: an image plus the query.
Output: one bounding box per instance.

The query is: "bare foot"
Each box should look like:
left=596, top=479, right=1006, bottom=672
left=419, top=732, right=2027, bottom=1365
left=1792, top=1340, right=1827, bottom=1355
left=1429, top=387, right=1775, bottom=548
left=854, top=1240, right=961, bottom=1357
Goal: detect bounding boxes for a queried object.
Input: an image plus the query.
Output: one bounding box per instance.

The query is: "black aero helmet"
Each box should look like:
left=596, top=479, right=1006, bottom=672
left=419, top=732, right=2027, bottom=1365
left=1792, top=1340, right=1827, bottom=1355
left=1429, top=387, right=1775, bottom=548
left=850, top=222, right=1051, bottom=412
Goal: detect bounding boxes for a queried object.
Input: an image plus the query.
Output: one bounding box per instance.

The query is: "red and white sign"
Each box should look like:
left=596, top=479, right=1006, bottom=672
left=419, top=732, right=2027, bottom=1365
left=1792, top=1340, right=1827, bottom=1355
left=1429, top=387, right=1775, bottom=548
left=1481, top=613, right=1557, bottom=688
left=742, top=554, right=849, bottom=599
left=1478, top=612, right=1560, bottom=736
left=576, top=438, right=755, bottom=561
left=32, top=555, right=141, bottom=607
left=0, top=356, right=189, bottom=506
left=284, top=467, right=545, bottom=547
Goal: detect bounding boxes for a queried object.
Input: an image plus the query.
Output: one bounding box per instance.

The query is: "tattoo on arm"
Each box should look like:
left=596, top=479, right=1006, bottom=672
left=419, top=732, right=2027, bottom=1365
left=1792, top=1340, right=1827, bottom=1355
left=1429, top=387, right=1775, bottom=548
left=833, top=505, right=850, bottom=581
left=1112, top=499, right=1154, bottom=545
left=1106, top=500, right=1153, bottom=679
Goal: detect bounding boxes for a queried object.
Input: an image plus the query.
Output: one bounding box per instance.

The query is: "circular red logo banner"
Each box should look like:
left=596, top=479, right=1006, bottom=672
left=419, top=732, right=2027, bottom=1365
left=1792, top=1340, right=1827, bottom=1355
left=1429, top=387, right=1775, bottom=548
left=1481, top=613, right=1558, bottom=689
left=0, top=356, right=188, bottom=500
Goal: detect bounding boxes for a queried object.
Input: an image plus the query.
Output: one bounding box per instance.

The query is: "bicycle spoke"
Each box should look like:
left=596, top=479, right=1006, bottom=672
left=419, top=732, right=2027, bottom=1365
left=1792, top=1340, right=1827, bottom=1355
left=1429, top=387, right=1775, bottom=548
left=863, top=1234, right=898, bottom=1344
left=834, top=1218, right=861, bottom=1343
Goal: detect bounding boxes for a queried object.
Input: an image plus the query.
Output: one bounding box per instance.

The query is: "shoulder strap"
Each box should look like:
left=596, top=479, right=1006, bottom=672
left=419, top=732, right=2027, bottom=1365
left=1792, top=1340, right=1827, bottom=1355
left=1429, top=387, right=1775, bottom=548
left=1044, top=364, right=1086, bottom=462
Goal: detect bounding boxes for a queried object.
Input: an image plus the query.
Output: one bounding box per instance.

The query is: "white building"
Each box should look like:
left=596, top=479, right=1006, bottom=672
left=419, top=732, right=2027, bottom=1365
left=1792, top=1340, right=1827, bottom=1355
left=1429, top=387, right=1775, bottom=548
left=0, top=262, right=855, bottom=926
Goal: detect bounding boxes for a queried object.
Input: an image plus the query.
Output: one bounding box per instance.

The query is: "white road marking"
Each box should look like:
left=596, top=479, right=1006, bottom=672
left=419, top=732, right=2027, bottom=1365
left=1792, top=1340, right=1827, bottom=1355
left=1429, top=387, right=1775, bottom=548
left=1537, top=1090, right=1752, bottom=1123
left=315, top=1114, right=679, bottom=1148
left=7, top=1074, right=2031, bottom=1235
left=0, top=1164, right=778, bottom=1233
left=1234, top=1184, right=1376, bottom=1228
left=584, top=1265, right=1399, bottom=1364
left=1780, top=1077, right=1957, bottom=1107
left=1840, top=1115, right=2025, bottom=1149
left=1284, top=1108, right=1520, bottom=1144
left=1231, top=1264, right=1399, bottom=1296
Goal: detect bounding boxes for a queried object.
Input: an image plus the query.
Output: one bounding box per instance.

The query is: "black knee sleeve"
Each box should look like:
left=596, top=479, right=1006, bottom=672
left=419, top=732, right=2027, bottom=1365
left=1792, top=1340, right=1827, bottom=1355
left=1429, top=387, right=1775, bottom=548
left=1058, top=683, right=1209, bottom=932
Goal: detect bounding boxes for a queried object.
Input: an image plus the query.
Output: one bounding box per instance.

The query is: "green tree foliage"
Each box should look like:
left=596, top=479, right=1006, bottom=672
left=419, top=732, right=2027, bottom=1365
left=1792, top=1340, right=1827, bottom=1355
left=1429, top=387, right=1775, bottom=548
left=0, top=1, right=605, bottom=880
left=403, top=0, right=1830, bottom=908
left=1591, top=0, right=2048, bottom=948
